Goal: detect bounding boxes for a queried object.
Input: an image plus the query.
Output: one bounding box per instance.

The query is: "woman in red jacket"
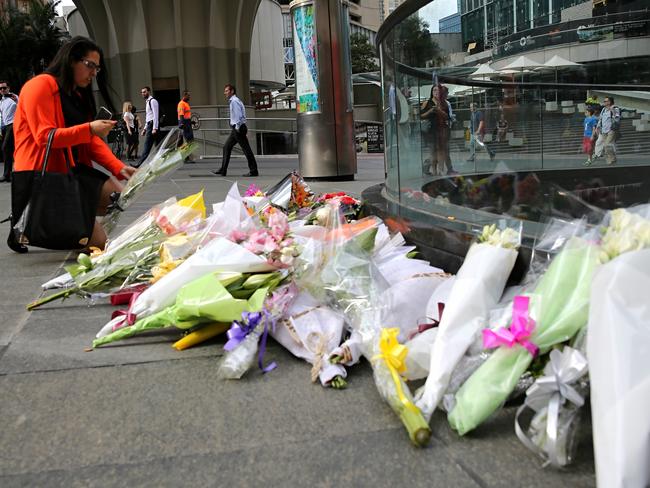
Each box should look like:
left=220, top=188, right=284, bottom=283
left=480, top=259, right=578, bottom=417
left=9, top=36, right=136, bottom=253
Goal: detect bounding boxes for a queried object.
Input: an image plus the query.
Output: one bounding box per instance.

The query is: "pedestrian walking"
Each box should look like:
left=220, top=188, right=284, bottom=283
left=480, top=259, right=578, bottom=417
left=593, top=96, right=620, bottom=165
left=582, top=108, right=598, bottom=166
left=136, top=86, right=159, bottom=166
left=212, top=84, right=258, bottom=177
left=129, top=105, right=140, bottom=160
left=122, top=100, right=138, bottom=161
left=467, top=102, right=495, bottom=162
left=0, top=81, right=19, bottom=182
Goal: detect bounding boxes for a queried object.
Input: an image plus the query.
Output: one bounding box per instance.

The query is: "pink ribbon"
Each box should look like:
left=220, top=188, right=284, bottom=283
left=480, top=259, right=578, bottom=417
left=482, top=295, right=539, bottom=357
left=110, top=291, right=142, bottom=330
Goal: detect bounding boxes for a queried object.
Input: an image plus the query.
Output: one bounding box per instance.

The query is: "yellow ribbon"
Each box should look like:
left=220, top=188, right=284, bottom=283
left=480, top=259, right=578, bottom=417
left=373, top=328, right=419, bottom=413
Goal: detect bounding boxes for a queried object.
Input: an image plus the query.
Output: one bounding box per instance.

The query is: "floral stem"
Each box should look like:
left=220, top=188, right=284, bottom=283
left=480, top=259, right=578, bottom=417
left=400, top=408, right=432, bottom=448
left=27, top=287, right=78, bottom=311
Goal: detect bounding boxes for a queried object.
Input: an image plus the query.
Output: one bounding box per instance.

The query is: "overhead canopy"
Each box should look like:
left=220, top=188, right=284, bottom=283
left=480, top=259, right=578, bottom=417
left=499, top=55, right=543, bottom=71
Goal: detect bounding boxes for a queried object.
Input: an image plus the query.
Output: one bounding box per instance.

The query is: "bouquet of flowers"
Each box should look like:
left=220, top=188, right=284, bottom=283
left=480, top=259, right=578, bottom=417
left=588, top=207, right=650, bottom=486
left=241, top=172, right=315, bottom=217
left=448, top=221, right=600, bottom=436
left=415, top=224, right=521, bottom=421
left=29, top=192, right=206, bottom=310
left=308, top=208, right=431, bottom=446
left=92, top=270, right=282, bottom=348
left=269, top=286, right=348, bottom=387
left=95, top=237, right=276, bottom=339
left=103, top=129, right=198, bottom=233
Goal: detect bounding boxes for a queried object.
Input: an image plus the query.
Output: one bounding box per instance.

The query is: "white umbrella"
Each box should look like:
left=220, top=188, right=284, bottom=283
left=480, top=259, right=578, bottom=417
left=470, top=63, right=497, bottom=78
left=542, top=54, right=581, bottom=68
left=470, top=64, right=497, bottom=107
left=539, top=55, right=582, bottom=102
left=499, top=55, right=543, bottom=71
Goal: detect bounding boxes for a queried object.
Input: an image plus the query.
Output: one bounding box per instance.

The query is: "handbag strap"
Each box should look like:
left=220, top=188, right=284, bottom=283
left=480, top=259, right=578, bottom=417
left=40, top=129, right=72, bottom=176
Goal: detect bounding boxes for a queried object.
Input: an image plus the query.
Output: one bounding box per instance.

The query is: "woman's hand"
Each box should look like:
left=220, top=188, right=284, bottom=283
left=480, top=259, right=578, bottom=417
left=90, top=120, right=116, bottom=138
left=119, top=165, right=137, bottom=180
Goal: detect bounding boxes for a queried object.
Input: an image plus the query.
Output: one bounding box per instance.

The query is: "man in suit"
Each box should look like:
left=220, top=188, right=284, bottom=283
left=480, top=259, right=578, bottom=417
left=212, top=84, right=258, bottom=177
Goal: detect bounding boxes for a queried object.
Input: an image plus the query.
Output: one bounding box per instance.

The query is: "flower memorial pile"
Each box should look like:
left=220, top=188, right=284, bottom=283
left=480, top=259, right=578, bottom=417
left=24, top=169, right=650, bottom=472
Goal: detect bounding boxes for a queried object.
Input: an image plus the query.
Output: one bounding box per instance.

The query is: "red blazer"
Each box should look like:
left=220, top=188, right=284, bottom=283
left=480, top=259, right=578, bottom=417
left=13, top=74, right=125, bottom=177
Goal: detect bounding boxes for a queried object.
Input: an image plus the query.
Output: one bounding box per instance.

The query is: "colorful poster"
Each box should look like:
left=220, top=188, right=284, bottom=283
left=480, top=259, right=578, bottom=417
left=293, top=5, right=319, bottom=113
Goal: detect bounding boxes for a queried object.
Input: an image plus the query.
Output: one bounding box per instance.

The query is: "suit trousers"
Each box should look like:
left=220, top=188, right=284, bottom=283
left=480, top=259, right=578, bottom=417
left=221, top=124, right=258, bottom=173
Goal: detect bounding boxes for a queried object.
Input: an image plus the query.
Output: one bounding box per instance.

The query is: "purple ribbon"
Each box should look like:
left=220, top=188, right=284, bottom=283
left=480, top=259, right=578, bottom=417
left=224, top=311, right=260, bottom=351
left=482, top=295, right=539, bottom=357
left=258, top=310, right=277, bottom=373
left=224, top=311, right=277, bottom=373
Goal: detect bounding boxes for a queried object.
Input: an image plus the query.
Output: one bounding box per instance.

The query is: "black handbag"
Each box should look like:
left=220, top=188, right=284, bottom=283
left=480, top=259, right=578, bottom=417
left=20, top=129, right=93, bottom=250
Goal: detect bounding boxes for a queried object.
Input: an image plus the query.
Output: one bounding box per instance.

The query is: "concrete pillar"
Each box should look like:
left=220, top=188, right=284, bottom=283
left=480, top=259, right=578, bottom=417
left=74, top=0, right=260, bottom=106
left=290, top=0, right=357, bottom=180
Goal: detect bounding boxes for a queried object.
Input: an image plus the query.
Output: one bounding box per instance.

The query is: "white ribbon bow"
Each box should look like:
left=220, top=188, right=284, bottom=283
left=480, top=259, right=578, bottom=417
left=515, top=347, right=588, bottom=467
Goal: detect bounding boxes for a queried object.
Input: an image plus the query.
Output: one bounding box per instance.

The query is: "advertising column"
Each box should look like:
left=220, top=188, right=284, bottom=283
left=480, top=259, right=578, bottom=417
left=291, top=0, right=357, bottom=180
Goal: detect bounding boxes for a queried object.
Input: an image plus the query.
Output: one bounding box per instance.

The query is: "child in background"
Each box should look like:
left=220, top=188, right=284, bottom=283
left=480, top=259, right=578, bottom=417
left=583, top=108, right=598, bottom=166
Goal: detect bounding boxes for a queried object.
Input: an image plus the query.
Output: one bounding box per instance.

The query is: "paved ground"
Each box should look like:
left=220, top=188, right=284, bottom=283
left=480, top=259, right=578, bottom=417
left=0, top=155, right=595, bottom=487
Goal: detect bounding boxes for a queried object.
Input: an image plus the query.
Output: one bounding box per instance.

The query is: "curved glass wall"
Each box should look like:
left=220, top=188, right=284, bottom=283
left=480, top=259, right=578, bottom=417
left=378, top=0, right=650, bottom=239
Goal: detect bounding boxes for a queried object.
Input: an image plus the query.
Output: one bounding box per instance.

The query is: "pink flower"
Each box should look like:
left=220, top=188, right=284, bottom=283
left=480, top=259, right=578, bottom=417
left=245, top=184, right=263, bottom=197
left=263, top=235, right=279, bottom=254
left=243, top=229, right=270, bottom=254
left=229, top=229, right=249, bottom=243
left=268, top=211, right=289, bottom=239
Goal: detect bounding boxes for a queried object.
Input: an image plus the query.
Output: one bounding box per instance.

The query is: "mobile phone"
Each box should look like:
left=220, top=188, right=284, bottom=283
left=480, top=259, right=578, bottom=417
left=95, top=106, right=113, bottom=120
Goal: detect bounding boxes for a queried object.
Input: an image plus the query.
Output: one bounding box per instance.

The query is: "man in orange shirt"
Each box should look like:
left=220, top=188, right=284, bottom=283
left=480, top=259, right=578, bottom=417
left=177, top=90, right=194, bottom=162
left=177, top=91, right=193, bottom=142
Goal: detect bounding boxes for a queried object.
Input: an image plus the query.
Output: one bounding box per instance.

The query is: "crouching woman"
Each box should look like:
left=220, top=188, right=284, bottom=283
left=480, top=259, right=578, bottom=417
left=8, top=36, right=136, bottom=253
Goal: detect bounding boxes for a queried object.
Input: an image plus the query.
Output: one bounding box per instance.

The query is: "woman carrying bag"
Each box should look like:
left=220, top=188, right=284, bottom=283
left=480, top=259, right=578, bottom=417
left=9, top=36, right=136, bottom=253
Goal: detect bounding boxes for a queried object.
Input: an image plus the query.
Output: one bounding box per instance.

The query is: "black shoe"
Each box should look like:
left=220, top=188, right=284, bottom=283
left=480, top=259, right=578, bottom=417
left=0, top=176, right=10, bottom=183
left=211, top=168, right=226, bottom=176
left=7, top=230, right=28, bottom=254
left=242, top=172, right=259, bottom=177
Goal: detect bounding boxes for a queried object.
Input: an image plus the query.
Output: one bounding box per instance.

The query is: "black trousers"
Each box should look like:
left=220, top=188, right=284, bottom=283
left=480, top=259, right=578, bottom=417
left=179, top=118, right=194, bottom=143
left=2, top=124, right=14, bottom=178
left=138, top=121, right=158, bottom=165
left=221, top=124, right=257, bottom=173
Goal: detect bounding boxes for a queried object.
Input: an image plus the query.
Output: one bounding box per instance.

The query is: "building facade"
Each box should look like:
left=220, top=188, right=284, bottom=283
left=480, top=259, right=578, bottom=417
left=439, top=12, right=461, bottom=32
left=460, top=0, right=589, bottom=52
left=380, top=0, right=406, bottom=22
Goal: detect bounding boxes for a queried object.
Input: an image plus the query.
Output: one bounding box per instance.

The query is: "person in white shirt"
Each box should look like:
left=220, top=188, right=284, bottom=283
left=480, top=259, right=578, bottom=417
left=212, top=84, right=258, bottom=177
left=136, top=86, right=159, bottom=166
left=0, top=81, right=18, bottom=182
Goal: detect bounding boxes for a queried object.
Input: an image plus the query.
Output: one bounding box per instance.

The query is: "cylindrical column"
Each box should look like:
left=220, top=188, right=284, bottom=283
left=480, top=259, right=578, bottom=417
left=290, top=0, right=357, bottom=180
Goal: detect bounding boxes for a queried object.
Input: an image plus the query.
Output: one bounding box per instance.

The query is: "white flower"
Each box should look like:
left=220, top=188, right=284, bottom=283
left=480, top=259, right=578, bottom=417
left=478, top=225, right=520, bottom=249
left=599, top=209, right=650, bottom=263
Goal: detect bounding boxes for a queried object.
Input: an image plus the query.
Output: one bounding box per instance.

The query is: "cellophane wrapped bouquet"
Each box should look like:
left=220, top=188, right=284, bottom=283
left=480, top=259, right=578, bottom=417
left=415, top=223, right=521, bottom=421
left=103, top=128, right=198, bottom=233
left=447, top=219, right=600, bottom=436
left=588, top=206, right=650, bottom=486
left=298, top=203, right=432, bottom=446
left=29, top=191, right=206, bottom=309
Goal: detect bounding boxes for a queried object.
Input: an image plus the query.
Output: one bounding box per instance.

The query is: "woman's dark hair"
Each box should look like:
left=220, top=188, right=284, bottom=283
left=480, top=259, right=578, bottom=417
left=45, top=36, right=116, bottom=115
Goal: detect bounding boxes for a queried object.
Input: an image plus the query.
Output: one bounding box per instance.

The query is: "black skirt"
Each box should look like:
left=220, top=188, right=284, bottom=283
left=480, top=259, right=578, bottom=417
left=11, top=164, right=108, bottom=239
